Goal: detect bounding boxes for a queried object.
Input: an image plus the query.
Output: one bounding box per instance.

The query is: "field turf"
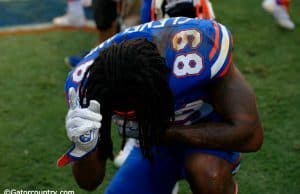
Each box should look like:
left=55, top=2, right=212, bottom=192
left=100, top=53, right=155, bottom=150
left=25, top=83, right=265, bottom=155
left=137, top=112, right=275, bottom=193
left=0, top=0, right=299, bottom=193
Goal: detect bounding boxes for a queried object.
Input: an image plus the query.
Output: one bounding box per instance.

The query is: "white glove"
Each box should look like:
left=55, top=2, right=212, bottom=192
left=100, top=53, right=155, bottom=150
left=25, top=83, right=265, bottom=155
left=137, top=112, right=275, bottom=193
left=112, top=114, right=139, bottom=138
left=65, top=87, right=102, bottom=157
left=57, top=87, right=102, bottom=167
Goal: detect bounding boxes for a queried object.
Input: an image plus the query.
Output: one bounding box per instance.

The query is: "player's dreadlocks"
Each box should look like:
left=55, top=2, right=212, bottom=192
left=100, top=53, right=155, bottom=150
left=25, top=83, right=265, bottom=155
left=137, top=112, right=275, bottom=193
left=79, top=38, right=174, bottom=160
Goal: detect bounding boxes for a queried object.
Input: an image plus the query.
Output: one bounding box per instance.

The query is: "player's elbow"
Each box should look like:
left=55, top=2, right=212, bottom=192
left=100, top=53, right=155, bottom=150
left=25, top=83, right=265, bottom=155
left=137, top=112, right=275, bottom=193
left=72, top=163, right=105, bottom=191
left=75, top=176, right=104, bottom=191
left=240, top=122, right=264, bottom=152
left=250, top=124, right=264, bottom=152
left=77, top=181, right=102, bottom=191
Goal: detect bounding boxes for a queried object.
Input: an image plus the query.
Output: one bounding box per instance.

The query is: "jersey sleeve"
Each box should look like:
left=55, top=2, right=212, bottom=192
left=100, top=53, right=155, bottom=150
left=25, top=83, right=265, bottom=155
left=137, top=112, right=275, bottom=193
left=64, top=32, right=130, bottom=98
left=64, top=29, right=153, bottom=106
left=208, top=21, right=233, bottom=79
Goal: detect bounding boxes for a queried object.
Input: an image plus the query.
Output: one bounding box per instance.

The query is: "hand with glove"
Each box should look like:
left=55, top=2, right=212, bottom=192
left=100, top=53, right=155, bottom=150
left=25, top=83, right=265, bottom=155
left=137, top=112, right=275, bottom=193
left=57, top=87, right=102, bottom=167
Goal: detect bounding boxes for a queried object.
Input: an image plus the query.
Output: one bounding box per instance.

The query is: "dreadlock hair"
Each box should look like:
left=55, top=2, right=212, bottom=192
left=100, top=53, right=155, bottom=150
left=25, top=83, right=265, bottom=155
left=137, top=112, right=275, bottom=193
left=80, top=38, right=175, bottom=160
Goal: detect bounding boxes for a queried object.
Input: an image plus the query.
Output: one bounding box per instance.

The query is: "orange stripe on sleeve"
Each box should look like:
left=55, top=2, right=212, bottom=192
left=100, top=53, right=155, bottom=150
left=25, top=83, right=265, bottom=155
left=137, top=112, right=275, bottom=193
left=209, top=22, right=220, bottom=60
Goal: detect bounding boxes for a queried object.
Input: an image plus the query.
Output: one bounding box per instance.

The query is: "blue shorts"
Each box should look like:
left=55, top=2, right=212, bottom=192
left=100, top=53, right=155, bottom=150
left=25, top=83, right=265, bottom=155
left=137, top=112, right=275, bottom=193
left=105, top=146, right=240, bottom=194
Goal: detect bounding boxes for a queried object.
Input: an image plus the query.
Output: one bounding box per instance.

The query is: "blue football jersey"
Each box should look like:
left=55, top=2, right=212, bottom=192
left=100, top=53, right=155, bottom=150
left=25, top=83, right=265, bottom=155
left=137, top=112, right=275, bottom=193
left=65, top=17, right=233, bottom=125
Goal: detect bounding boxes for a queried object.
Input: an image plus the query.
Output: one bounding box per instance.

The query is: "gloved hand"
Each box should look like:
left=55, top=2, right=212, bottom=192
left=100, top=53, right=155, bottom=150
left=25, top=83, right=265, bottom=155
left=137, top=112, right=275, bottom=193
left=57, top=87, right=102, bottom=167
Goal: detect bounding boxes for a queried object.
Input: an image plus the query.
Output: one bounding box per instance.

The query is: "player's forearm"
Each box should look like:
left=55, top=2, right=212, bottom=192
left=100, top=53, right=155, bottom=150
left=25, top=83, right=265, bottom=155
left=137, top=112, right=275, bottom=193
left=72, top=148, right=106, bottom=191
left=165, top=120, right=263, bottom=152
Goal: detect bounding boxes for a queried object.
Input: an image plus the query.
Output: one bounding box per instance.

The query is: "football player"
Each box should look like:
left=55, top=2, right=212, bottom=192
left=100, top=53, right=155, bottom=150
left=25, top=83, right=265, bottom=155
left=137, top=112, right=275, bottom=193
left=58, top=17, right=264, bottom=194
left=116, top=0, right=216, bottom=170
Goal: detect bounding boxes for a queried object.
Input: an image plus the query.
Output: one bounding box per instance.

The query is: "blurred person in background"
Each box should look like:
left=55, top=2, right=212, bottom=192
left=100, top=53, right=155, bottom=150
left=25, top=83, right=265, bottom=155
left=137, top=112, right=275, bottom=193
left=262, top=0, right=295, bottom=30
left=64, top=0, right=142, bottom=67
left=53, top=0, right=91, bottom=27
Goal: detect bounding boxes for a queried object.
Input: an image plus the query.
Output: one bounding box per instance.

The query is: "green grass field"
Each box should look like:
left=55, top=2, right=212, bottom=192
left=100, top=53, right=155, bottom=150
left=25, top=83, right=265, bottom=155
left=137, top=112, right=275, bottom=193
left=0, top=0, right=299, bottom=193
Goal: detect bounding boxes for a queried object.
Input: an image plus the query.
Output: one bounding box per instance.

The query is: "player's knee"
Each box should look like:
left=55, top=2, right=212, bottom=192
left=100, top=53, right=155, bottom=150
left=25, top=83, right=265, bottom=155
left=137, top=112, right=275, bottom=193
left=185, top=153, right=233, bottom=193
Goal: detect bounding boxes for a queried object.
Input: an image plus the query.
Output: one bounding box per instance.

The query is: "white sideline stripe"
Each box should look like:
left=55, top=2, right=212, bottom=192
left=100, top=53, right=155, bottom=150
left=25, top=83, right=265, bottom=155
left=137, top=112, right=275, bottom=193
left=0, top=21, right=96, bottom=33
left=0, top=0, right=30, bottom=1
left=210, top=24, right=230, bottom=78
left=0, top=23, right=54, bottom=32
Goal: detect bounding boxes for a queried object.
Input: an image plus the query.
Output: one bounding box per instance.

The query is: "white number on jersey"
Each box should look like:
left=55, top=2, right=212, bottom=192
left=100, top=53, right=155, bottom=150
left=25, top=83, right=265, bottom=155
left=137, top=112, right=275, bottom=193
left=72, top=60, right=94, bottom=83
left=173, top=53, right=203, bottom=77
left=172, top=29, right=201, bottom=51
left=172, top=29, right=203, bottom=77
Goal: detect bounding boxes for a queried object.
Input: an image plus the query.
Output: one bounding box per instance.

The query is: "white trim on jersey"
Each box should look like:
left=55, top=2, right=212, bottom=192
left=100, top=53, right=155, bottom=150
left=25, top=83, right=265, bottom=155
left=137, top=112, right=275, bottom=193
left=210, top=24, right=230, bottom=78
